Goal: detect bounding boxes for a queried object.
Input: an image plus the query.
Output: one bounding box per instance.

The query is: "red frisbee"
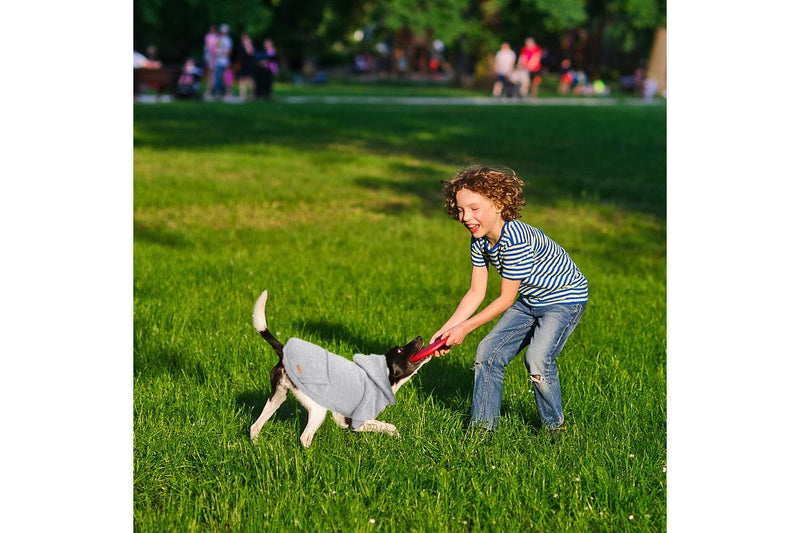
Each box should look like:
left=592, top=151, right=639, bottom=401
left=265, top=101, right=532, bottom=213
left=410, top=337, right=449, bottom=362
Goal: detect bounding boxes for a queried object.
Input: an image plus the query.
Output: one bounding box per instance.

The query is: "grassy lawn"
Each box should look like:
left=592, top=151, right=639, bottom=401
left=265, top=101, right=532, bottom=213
left=134, top=98, right=665, bottom=531
left=186, top=71, right=644, bottom=99
left=272, top=79, right=488, bottom=98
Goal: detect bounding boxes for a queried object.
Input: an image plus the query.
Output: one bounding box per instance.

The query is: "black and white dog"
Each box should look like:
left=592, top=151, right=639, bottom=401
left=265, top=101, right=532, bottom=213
left=249, top=290, right=431, bottom=448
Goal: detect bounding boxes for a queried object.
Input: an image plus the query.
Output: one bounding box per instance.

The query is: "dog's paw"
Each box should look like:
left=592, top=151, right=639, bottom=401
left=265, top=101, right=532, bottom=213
left=249, top=424, right=260, bottom=443
left=357, top=420, right=399, bottom=435
left=377, top=422, right=400, bottom=435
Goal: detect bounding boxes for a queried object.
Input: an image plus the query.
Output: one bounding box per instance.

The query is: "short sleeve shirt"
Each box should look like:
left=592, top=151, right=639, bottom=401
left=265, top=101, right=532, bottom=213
left=471, top=219, right=588, bottom=308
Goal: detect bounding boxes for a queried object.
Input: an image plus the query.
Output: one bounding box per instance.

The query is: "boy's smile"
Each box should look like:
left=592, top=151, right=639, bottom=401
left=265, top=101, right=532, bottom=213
left=455, top=189, right=505, bottom=245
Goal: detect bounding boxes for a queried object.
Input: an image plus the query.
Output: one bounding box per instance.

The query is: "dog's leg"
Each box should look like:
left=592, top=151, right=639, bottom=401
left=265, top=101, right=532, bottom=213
left=354, top=420, right=399, bottom=436
left=330, top=412, right=350, bottom=429
left=249, top=385, right=288, bottom=442
left=288, top=389, right=330, bottom=448
left=299, top=405, right=328, bottom=448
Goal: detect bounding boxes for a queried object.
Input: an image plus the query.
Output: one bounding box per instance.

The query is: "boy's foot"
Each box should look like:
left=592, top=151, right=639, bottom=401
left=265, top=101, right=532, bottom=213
left=467, top=423, right=495, bottom=433
left=548, top=421, right=567, bottom=437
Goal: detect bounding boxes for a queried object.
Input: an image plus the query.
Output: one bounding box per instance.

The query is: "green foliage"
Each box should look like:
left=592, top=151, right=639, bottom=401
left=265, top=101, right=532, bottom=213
left=611, top=0, right=665, bottom=29
left=134, top=0, right=273, bottom=61
left=380, top=0, right=471, bottom=43
left=531, top=0, right=588, bottom=33
left=600, top=0, right=665, bottom=56
left=134, top=96, right=665, bottom=531
left=135, top=0, right=666, bottom=77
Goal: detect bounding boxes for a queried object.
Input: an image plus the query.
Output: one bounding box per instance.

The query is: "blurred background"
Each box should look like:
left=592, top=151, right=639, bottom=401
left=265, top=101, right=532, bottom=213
left=134, top=0, right=666, bottom=97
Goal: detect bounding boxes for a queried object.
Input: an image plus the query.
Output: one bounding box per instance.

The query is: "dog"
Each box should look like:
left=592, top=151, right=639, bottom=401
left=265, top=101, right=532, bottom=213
left=249, top=290, right=431, bottom=448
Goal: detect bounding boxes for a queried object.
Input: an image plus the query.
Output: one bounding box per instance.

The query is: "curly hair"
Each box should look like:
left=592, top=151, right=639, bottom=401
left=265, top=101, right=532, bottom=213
left=441, top=165, right=526, bottom=221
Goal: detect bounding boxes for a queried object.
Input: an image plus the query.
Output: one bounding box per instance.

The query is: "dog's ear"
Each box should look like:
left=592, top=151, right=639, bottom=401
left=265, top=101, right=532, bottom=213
left=384, top=346, right=405, bottom=375
left=384, top=345, right=403, bottom=358
left=390, top=363, right=404, bottom=380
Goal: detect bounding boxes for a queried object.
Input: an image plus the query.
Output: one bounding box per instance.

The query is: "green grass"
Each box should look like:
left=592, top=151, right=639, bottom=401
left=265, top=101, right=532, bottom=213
left=196, top=71, right=641, bottom=100
left=134, top=97, right=665, bottom=531
left=272, top=79, right=486, bottom=98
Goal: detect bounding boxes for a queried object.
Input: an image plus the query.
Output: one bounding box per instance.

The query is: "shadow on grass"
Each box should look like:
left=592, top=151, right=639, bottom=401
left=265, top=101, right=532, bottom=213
left=236, top=388, right=304, bottom=425
left=134, top=103, right=666, bottom=217
left=133, top=345, right=207, bottom=382
left=134, top=221, right=193, bottom=249
left=413, top=355, right=475, bottom=427
left=354, top=160, right=448, bottom=216
left=294, top=319, right=391, bottom=355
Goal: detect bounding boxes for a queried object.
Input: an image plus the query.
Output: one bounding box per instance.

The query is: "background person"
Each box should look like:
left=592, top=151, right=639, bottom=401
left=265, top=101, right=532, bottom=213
left=202, top=25, right=218, bottom=98
left=518, top=37, right=543, bottom=98
left=492, top=42, right=516, bottom=97
left=133, top=50, right=161, bottom=69
left=235, top=32, right=257, bottom=100
left=211, top=24, right=233, bottom=98
left=255, top=39, right=279, bottom=99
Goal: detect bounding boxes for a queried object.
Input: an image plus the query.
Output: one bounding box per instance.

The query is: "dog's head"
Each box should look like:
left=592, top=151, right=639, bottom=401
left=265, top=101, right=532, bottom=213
left=384, top=336, right=428, bottom=391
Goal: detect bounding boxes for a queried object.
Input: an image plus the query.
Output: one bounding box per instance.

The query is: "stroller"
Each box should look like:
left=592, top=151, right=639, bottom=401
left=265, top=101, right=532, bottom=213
left=502, top=68, right=527, bottom=98
left=175, top=58, right=202, bottom=100
left=502, top=77, right=521, bottom=98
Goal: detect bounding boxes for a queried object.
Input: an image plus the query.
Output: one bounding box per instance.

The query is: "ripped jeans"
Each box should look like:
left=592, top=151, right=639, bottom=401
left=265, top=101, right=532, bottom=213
left=471, top=300, right=585, bottom=430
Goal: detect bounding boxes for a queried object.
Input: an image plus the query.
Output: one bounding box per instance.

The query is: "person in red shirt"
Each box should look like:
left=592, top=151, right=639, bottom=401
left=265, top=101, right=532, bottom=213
left=517, top=37, right=543, bottom=98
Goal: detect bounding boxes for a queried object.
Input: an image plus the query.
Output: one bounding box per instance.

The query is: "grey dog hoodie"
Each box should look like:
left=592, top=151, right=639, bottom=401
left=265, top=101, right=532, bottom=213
left=283, top=337, right=396, bottom=429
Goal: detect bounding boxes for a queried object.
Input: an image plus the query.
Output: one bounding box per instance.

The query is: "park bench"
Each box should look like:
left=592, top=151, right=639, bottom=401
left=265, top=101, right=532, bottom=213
left=134, top=66, right=182, bottom=99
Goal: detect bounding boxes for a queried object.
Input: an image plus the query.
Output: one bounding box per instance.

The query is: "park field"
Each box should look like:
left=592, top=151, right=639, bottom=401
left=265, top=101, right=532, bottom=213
left=134, top=98, right=666, bottom=531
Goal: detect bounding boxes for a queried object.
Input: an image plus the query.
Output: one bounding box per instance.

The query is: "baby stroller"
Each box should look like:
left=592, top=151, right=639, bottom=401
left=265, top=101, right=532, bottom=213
left=175, top=59, right=202, bottom=100
left=502, top=78, right=521, bottom=98
left=502, top=68, right=527, bottom=98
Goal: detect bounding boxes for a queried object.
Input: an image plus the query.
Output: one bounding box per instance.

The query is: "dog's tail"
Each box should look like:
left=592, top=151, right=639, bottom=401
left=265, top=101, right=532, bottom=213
left=253, top=290, right=284, bottom=358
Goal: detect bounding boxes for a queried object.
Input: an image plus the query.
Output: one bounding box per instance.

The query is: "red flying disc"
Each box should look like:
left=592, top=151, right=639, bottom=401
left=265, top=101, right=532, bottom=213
left=410, top=337, right=449, bottom=362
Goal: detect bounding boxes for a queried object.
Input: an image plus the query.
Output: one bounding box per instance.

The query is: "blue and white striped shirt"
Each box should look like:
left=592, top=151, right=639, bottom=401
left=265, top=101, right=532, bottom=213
left=471, top=219, right=588, bottom=308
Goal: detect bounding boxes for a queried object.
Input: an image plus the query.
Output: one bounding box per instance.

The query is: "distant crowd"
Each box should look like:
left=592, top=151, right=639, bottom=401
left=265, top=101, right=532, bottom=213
left=135, top=29, right=658, bottom=101
left=492, top=37, right=615, bottom=99
left=134, top=23, right=279, bottom=101
left=490, top=36, right=660, bottom=99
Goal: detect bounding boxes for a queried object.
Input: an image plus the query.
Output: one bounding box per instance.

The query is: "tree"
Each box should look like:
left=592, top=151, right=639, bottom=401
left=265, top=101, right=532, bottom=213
left=368, top=0, right=471, bottom=76
left=133, top=0, right=666, bottom=82
left=264, top=0, right=371, bottom=73
left=578, top=0, right=666, bottom=75
left=134, top=0, right=272, bottom=63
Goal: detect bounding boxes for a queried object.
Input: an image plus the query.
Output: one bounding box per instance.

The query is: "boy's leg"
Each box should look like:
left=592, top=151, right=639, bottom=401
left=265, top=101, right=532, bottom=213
left=471, top=301, right=534, bottom=430
left=524, top=303, right=585, bottom=429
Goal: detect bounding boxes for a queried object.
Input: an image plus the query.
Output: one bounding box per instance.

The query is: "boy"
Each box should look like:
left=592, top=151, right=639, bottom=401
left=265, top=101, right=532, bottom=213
left=431, top=166, right=588, bottom=433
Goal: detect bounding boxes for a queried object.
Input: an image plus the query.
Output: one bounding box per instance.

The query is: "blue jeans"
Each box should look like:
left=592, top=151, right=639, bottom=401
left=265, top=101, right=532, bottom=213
left=212, top=64, right=226, bottom=96
left=471, top=300, right=585, bottom=430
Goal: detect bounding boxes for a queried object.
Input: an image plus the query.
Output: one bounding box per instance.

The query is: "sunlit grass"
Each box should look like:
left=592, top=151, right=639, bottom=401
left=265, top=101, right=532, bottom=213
left=134, top=98, right=665, bottom=531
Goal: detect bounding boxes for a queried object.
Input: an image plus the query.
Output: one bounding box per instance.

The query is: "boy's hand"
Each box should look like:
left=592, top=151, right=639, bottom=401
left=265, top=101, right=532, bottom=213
left=433, top=345, right=451, bottom=357
left=431, top=325, right=469, bottom=356
left=440, top=324, right=469, bottom=347
left=428, top=333, right=451, bottom=357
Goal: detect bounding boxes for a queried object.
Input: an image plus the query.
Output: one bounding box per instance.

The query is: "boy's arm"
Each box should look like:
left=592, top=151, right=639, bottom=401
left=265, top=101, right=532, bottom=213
left=439, top=277, right=521, bottom=347
left=431, top=266, right=488, bottom=342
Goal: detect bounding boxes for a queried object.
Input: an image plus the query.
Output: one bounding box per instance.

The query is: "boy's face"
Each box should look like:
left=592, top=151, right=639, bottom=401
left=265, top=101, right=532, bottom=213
left=455, top=188, right=505, bottom=245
